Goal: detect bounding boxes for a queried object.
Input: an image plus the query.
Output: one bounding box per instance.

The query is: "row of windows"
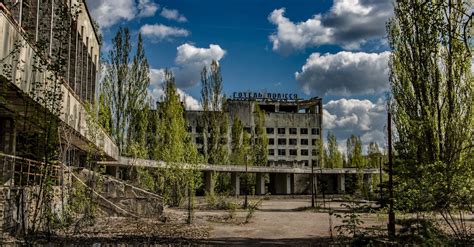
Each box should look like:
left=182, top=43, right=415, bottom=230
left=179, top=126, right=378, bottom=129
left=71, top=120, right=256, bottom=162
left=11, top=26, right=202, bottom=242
left=266, top=127, right=320, bottom=135
left=267, top=160, right=321, bottom=167
left=5, top=0, right=97, bottom=104
left=269, top=149, right=320, bottom=156
left=269, top=138, right=319, bottom=146
left=189, top=126, right=321, bottom=136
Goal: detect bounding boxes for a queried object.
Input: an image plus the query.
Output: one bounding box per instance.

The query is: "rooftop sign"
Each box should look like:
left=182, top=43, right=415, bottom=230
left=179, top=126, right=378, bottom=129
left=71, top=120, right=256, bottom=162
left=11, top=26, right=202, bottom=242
left=232, top=91, right=298, bottom=101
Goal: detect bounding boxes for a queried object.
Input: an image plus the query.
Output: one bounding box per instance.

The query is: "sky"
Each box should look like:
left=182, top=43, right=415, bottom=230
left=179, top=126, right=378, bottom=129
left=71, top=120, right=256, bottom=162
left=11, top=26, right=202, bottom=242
left=86, top=0, right=394, bottom=154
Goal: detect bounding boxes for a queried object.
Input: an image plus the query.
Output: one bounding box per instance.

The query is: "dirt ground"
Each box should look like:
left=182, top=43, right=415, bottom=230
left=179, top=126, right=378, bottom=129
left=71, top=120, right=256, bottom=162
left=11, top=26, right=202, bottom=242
left=7, top=197, right=473, bottom=246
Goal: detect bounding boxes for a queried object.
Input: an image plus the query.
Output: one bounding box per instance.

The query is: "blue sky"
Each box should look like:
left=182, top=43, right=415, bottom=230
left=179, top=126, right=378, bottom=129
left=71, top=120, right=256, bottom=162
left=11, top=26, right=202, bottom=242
left=87, top=0, right=394, bottom=153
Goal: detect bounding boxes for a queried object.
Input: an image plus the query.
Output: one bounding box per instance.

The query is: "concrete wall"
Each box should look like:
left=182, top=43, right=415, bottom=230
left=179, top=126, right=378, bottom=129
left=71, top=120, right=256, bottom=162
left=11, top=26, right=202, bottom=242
left=0, top=10, right=119, bottom=160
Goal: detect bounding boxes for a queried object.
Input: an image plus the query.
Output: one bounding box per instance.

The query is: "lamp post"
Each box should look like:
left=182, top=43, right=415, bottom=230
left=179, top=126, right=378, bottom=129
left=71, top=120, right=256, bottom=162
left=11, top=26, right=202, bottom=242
left=244, top=154, right=248, bottom=209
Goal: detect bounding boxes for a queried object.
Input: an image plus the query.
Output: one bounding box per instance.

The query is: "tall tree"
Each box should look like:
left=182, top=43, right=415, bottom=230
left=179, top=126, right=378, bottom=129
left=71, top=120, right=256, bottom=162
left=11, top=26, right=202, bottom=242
left=388, top=0, right=473, bottom=239
left=252, top=105, right=268, bottom=166
left=325, top=132, right=343, bottom=168
left=155, top=70, right=201, bottom=206
left=230, top=116, right=245, bottom=165
left=200, top=60, right=229, bottom=165
left=102, top=28, right=150, bottom=154
left=346, top=135, right=365, bottom=168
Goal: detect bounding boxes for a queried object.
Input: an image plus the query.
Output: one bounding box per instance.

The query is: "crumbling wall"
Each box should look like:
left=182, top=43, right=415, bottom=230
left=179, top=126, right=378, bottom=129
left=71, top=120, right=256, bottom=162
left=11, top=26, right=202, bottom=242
left=75, top=168, right=164, bottom=218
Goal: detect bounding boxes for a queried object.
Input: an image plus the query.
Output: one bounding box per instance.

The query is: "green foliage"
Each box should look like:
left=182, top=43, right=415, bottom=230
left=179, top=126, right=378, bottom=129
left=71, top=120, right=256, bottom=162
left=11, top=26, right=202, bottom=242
left=334, top=197, right=368, bottom=240
left=252, top=105, right=268, bottom=166
left=102, top=28, right=151, bottom=155
left=230, top=116, right=245, bottom=165
left=153, top=70, right=202, bottom=207
left=245, top=198, right=263, bottom=223
left=388, top=0, right=473, bottom=239
left=324, top=132, right=343, bottom=168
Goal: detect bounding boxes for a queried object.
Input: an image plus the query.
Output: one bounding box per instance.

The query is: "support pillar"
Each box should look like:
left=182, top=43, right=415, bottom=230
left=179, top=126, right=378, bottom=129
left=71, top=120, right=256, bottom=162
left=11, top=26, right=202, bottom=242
left=231, top=172, right=240, bottom=196
left=275, top=173, right=291, bottom=194
left=256, top=173, right=265, bottom=195
left=337, top=174, right=345, bottom=194
left=365, top=174, right=373, bottom=193
left=290, top=173, right=295, bottom=194
left=204, top=171, right=215, bottom=195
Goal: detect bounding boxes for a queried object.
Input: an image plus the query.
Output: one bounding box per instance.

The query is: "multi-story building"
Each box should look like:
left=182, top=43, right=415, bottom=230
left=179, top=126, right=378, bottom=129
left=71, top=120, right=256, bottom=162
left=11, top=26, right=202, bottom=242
left=185, top=92, right=323, bottom=168
left=0, top=0, right=118, bottom=169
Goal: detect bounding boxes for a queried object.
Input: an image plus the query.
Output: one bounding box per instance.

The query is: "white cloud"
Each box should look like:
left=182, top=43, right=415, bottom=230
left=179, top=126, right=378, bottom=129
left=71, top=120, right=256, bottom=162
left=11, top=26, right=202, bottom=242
left=268, top=0, right=393, bottom=54
left=173, top=43, right=226, bottom=87
left=160, top=7, right=188, bottom=22
left=148, top=68, right=201, bottom=110
left=138, top=0, right=159, bottom=17
left=139, top=24, right=190, bottom=42
left=323, top=98, right=386, bottom=153
left=296, top=51, right=390, bottom=96
left=87, top=0, right=159, bottom=29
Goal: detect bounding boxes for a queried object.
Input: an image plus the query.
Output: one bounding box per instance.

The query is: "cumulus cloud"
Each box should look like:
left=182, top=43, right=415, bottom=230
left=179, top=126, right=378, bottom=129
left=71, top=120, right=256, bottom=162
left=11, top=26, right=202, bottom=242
left=173, top=43, right=226, bottom=87
left=139, top=24, right=190, bottom=42
left=148, top=68, right=201, bottom=110
left=323, top=98, right=386, bottom=153
left=296, top=51, right=390, bottom=96
left=160, top=7, right=188, bottom=22
left=268, top=0, right=393, bottom=54
left=87, top=0, right=159, bottom=28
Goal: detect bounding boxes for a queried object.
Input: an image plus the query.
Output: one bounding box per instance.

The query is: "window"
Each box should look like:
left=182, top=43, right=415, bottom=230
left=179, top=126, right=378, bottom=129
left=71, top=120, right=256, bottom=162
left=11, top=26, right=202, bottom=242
left=278, top=149, right=286, bottom=156
left=289, top=149, right=297, bottom=156
left=312, top=128, right=320, bottom=135
left=187, top=126, right=193, bottom=133
left=268, top=149, right=275, bottom=156
left=289, top=138, right=297, bottom=145
left=244, top=127, right=252, bottom=134
left=269, top=138, right=275, bottom=145
left=312, top=149, right=318, bottom=155
left=301, top=139, right=309, bottom=145
left=196, top=126, right=204, bottom=133
left=303, top=160, right=309, bottom=166
left=266, top=128, right=274, bottom=134
left=289, top=128, right=297, bottom=134
left=312, top=160, right=319, bottom=167
left=278, top=128, right=286, bottom=134
left=300, top=128, right=308, bottom=134
left=312, top=139, right=318, bottom=145
left=301, top=149, right=309, bottom=156
left=278, top=138, right=287, bottom=145
left=196, top=137, right=204, bottom=144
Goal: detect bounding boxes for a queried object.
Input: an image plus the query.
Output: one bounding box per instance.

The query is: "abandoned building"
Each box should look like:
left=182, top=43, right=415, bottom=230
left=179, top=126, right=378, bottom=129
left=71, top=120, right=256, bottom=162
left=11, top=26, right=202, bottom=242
left=186, top=94, right=323, bottom=168
left=0, top=0, right=162, bottom=233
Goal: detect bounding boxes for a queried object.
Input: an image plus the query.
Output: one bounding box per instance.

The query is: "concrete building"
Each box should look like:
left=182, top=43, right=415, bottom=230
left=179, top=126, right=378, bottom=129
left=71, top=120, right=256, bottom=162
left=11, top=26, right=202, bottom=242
left=185, top=93, right=324, bottom=194
left=0, top=0, right=118, bottom=166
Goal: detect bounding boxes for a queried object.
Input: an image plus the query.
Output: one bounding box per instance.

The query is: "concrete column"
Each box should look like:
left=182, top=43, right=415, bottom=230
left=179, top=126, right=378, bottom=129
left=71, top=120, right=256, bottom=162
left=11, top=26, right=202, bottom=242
left=337, top=174, right=345, bottom=194
left=231, top=172, right=240, bottom=196
left=275, top=173, right=291, bottom=194
left=365, top=174, right=373, bottom=193
left=204, top=171, right=215, bottom=195
left=256, top=173, right=265, bottom=195
left=313, top=174, right=318, bottom=193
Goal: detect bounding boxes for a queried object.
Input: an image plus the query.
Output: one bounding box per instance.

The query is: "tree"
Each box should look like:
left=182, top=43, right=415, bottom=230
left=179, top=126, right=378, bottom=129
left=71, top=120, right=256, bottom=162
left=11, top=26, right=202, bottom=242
left=346, top=135, right=365, bottom=168
left=388, top=0, right=473, bottom=239
left=325, top=132, right=343, bottom=168
left=102, top=28, right=150, bottom=155
left=230, top=116, right=245, bottom=165
left=252, top=105, right=268, bottom=166
left=200, top=60, right=229, bottom=165
left=154, top=70, right=201, bottom=207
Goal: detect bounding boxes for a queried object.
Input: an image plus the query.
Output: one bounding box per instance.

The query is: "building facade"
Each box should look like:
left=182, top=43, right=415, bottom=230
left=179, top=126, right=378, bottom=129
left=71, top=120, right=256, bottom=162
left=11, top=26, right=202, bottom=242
left=0, top=0, right=118, bottom=168
left=185, top=94, right=323, bottom=168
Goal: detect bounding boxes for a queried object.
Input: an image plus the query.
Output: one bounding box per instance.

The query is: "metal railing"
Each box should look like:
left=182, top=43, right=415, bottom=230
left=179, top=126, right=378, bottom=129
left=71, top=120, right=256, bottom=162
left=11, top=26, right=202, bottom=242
left=0, top=152, right=60, bottom=186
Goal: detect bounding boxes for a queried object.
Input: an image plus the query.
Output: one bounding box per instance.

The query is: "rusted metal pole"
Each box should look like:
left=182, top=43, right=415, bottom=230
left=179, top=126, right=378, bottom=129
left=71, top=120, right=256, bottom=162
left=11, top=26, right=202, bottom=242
left=387, top=112, right=395, bottom=237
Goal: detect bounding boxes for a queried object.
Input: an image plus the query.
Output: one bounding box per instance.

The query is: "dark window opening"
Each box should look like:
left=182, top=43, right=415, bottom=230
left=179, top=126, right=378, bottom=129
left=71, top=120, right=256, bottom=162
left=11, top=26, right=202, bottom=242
left=289, top=128, right=297, bottom=134
left=278, top=149, right=286, bottom=156
left=301, top=149, right=309, bottom=156
left=301, top=139, right=308, bottom=145
left=300, top=128, right=308, bottom=134
left=289, top=138, right=297, bottom=145
left=259, top=104, right=276, bottom=113
left=266, top=128, right=274, bottom=134
left=278, top=128, right=286, bottom=134
left=278, top=138, right=286, bottom=145
left=289, top=149, right=297, bottom=156
left=269, top=138, right=275, bottom=145
left=268, top=149, right=275, bottom=156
